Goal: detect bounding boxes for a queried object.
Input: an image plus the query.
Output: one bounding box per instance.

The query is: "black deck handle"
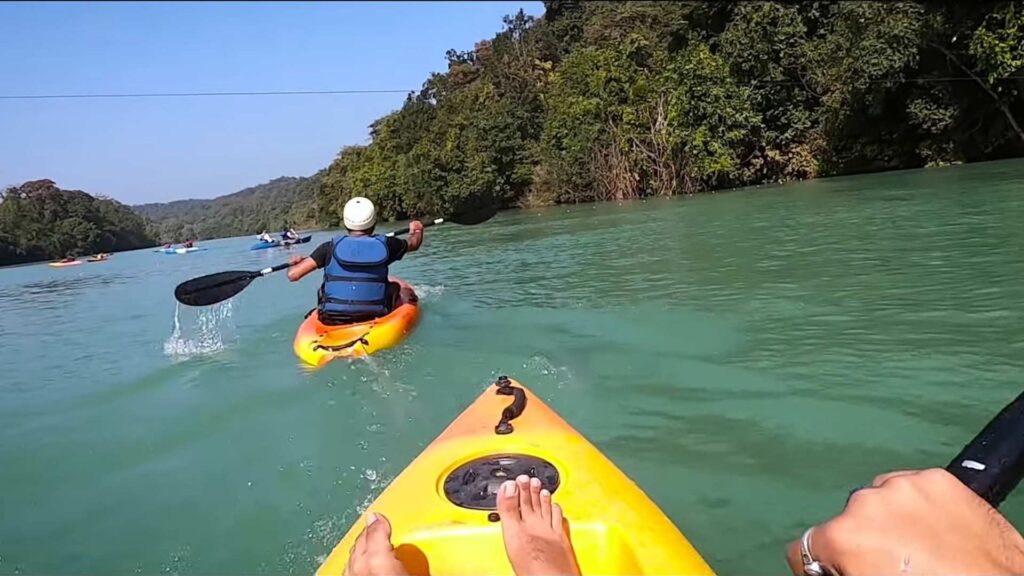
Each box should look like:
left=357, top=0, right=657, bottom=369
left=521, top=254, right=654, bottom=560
left=494, top=376, right=527, bottom=435
left=946, top=390, right=1024, bottom=507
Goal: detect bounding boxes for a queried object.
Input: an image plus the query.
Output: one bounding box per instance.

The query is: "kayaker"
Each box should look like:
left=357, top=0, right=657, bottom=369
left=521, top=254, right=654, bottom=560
left=345, top=475, right=579, bottom=576
left=286, top=196, right=423, bottom=325
left=282, top=227, right=299, bottom=241
left=184, top=240, right=194, bottom=249
left=258, top=231, right=274, bottom=243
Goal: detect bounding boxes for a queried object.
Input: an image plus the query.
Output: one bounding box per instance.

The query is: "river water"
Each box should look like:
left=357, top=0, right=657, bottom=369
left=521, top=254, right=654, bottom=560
left=2, top=160, right=1023, bottom=574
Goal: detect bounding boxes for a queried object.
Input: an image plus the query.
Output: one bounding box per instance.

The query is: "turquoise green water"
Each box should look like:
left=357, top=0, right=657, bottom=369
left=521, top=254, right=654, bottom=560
left=2, top=160, right=1024, bottom=574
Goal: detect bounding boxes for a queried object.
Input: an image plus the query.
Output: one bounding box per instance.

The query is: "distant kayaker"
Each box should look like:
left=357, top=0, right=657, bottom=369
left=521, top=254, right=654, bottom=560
left=258, top=231, right=274, bottom=243
left=344, top=468, right=1024, bottom=576
left=287, top=196, right=423, bottom=325
left=183, top=240, right=194, bottom=249
left=282, top=227, right=299, bottom=241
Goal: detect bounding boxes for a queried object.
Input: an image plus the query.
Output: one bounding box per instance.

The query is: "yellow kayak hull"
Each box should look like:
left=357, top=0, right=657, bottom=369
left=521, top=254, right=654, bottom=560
left=317, top=377, right=714, bottom=575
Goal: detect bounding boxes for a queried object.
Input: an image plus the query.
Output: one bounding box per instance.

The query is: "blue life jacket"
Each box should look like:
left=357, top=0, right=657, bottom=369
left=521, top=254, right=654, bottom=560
left=320, top=235, right=390, bottom=318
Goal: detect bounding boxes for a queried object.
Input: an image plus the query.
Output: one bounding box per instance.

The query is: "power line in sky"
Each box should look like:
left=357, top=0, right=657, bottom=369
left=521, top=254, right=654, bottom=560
left=0, top=88, right=416, bottom=100
left=1, top=76, right=1023, bottom=100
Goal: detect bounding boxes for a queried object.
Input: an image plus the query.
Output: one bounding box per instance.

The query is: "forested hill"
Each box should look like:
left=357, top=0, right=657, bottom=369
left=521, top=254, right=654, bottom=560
left=0, top=180, right=157, bottom=266
left=315, top=1, right=1024, bottom=224
left=134, top=173, right=323, bottom=243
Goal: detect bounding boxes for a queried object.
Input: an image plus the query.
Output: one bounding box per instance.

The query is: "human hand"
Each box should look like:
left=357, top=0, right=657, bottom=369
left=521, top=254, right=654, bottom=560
left=786, top=468, right=1024, bottom=575
left=408, top=220, right=424, bottom=235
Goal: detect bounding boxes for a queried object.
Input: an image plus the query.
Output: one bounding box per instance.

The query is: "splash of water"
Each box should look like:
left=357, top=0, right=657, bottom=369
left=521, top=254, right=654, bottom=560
left=412, top=283, right=444, bottom=301
left=163, top=301, right=235, bottom=360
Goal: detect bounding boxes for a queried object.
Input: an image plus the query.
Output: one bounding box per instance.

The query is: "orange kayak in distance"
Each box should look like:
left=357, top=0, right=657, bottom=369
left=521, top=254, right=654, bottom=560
left=316, top=377, right=715, bottom=575
left=292, top=278, right=420, bottom=368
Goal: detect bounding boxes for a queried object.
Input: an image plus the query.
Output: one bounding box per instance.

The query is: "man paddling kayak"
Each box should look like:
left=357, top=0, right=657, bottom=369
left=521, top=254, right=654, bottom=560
left=345, top=468, right=1024, bottom=576
left=287, top=197, right=424, bottom=325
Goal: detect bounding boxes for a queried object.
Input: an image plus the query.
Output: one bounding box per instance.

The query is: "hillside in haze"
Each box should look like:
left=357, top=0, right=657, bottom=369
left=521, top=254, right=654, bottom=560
left=134, top=173, right=324, bottom=243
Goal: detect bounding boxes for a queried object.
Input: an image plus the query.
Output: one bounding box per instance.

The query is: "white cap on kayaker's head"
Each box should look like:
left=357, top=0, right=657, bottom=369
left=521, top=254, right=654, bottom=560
left=343, top=197, right=377, bottom=231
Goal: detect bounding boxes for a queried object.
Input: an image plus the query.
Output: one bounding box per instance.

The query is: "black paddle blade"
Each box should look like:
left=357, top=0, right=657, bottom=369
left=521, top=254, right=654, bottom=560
left=447, top=203, right=499, bottom=225
left=174, top=270, right=257, bottom=306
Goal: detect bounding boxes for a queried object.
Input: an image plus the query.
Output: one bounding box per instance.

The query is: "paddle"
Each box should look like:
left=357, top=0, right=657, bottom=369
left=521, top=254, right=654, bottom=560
left=173, top=204, right=498, bottom=307
left=946, top=389, right=1024, bottom=507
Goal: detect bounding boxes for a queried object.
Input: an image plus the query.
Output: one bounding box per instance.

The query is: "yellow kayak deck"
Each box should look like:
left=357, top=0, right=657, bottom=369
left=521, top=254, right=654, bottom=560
left=317, top=377, right=714, bottom=575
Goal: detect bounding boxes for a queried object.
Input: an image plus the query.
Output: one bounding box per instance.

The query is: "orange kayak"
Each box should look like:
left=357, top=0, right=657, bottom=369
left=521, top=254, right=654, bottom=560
left=292, top=278, right=420, bottom=367
left=317, top=377, right=714, bottom=575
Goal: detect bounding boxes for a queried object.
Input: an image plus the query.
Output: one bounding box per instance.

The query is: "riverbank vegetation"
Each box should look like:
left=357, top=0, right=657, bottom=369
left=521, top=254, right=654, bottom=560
left=7, top=1, right=1023, bottom=259
left=134, top=174, right=322, bottom=243
left=316, top=1, right=1024, bottom=223
left=0, top=180, right=156, bottom=266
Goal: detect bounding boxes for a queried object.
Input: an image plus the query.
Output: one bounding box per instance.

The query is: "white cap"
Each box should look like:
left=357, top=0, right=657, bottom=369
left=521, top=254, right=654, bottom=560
left=343, top=197, right=377, bottom=231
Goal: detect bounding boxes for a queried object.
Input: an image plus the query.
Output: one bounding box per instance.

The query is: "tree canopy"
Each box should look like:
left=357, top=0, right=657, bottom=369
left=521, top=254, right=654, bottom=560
left=316, top=1, right=1024, bottom=221
left=134, top=173, right=323, bottom=243
left=0, top=180, right=157, bottom=266
left=9, top=1, right=1024, bottom=263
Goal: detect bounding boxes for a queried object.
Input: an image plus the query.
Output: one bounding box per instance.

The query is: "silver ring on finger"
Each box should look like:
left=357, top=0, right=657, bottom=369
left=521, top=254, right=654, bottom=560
left=801, top=527, right=827, bottom=576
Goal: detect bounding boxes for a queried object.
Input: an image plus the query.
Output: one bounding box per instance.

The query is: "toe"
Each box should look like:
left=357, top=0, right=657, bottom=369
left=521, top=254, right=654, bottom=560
left=364, top=512, right=394, bottom=554
left=516, top=474, right=533, bottom=513
left=497, top=479, right=521, bottom=522
left=551, top=502, right=564, bottom=532
left=528, top=477, right=543, bottom=515
left=351, top=517, right=370, bottom=559
left=539, top=488, right=552, bottom=522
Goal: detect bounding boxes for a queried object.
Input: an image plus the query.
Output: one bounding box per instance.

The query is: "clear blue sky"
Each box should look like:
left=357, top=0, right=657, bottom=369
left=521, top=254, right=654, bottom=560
left=0, top=1, right=544, bottom=204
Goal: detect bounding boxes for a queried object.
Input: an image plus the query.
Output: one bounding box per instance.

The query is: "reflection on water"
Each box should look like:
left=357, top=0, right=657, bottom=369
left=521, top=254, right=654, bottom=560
left=0, top=273, right=131, bottom=309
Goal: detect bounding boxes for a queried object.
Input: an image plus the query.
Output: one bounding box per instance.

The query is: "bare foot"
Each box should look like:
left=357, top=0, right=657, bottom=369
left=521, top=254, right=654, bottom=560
left=344, top=512, right=410, bottom=576
left=498, top=475, right=581, bottom=576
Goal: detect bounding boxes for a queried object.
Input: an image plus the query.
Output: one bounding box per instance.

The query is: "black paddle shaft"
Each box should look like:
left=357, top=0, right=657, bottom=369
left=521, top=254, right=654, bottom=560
left=946, top=390, right=1024, bottom=508
left=174, top=262, right=290, bottom=306
left=387, top=218, right=444, bottom=238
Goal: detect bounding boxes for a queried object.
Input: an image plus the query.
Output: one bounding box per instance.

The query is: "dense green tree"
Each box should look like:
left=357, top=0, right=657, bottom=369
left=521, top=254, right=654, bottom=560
left=312, top=1, right=1024, bottom=219
left=0, top=180, right=157, bottom=265
left=135, top=173, right=323, bottom=243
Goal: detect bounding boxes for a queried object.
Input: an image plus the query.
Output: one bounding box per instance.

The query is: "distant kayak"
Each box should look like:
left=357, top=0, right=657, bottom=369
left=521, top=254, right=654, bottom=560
left=87, top=253, right=111, bottom=262
left=250, top=235, right=311, bottom=250
left=249, top=239, right=280, bottom=250
left=157, top=246, right=206, bottom=255
left=48, top=260, right=82, bottom=268
left=283, top=235, right=312, bottom=246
